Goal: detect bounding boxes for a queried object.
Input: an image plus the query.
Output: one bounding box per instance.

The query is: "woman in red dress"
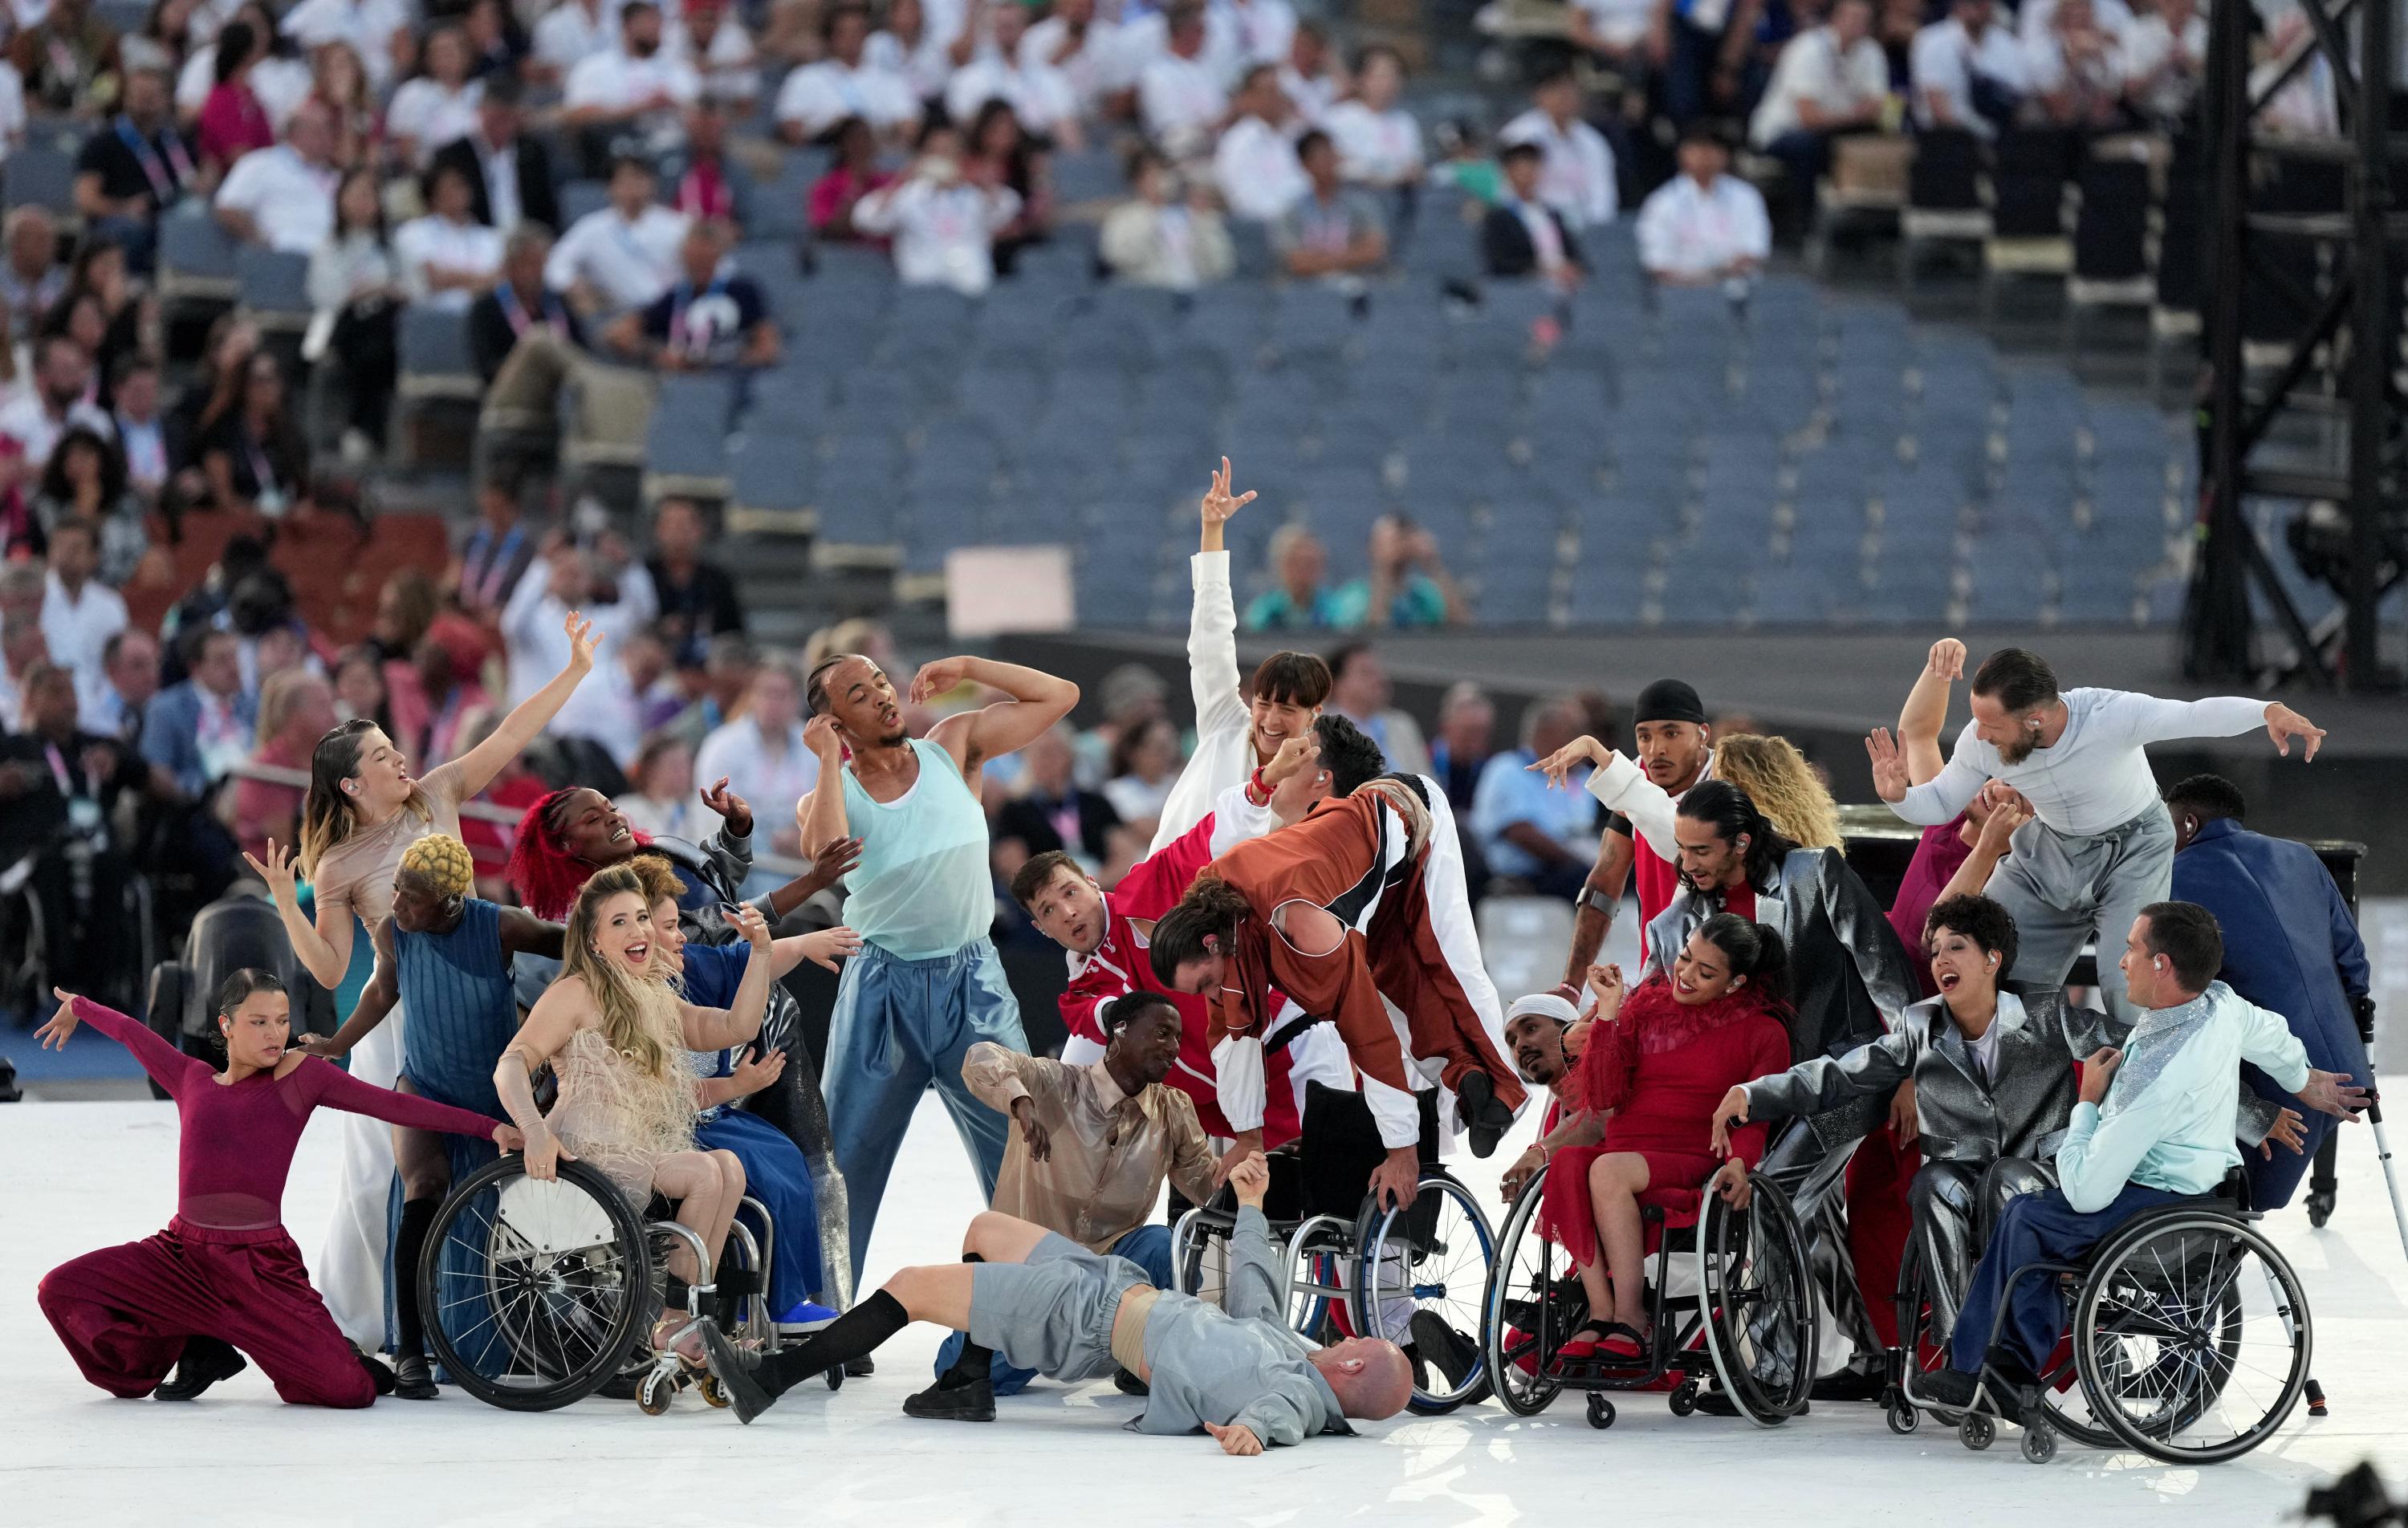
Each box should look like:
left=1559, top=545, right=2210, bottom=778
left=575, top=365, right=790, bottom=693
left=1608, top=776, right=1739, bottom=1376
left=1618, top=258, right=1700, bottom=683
left=1540, top=913, right=1792, bottom=1359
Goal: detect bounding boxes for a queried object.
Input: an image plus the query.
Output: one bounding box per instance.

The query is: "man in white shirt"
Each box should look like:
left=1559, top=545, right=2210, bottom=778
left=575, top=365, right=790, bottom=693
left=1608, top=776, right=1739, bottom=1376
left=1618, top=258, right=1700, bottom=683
left=945, top=0, right=1080, bottom=144
left=1277, top=20, right=1340, bottom=126
left=1634, top=123, right=1769, bottom=286
left=2024, top=0, right=2127, bottom=129
left=1117, top=0, right=1241, bottom=96
left=532, top=0, right=617, bottom=83
left=0, top=335, right=112, bottom=471
left=1226, top=0, right=1296, bottom=70
left=500, top=542, right=660, bottom=760
left=1748, top=0, right=1890, bottom=229
left=1212, top=63, right=1305, bottom=221
left=37, top=518, right=125, bottom=711
left=1138, top=2, right=1230, bottom=162
left=564, top=0, right=702, bottom=169
left=852, top=121, right=1022, bottom=295
left=777, top=2, right=923, bottom=144
left=212, top=100, right=341, bottom=255
left=544, top=153, right=689, bottom=315
left=1498, top=68, right=1617, bottom=230
left=1568, top=0, right=1657, bottom=75
left=2120, top=0, right=2204, bottom=125
left=695, top=662, right=821, bottom=860
left=1019, top=0, right=1121, bottom=116
left=1910, top=0, right=2028, bottom=139
left=279, top=0, right=408, bottom=93
left=393, top=161, right=506, bottom=311
left=1870, top=646, right=2326, bottom=1014
left=1324, top=44, right=1422, bottom=189
left=673, top=0, right=761, bottom=110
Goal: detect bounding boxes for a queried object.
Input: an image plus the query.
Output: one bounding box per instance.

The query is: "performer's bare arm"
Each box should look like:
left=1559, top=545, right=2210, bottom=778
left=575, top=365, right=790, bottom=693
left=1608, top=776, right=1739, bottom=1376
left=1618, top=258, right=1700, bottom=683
left=1562, top=828, right=1634, bottom=990
left=917, top=657, right=1082, bottom=775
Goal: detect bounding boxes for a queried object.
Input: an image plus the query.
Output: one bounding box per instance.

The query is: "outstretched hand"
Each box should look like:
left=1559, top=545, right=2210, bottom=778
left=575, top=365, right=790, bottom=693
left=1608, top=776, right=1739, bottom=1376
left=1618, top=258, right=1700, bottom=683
left=2261, top=1107, right=2307, bottom=1160
left=1527, top=735, right=1609, bottom=790
left=35, top=986, right=82, bottom=1049
left=1201, top=456, right=1255, bottom=530
left=1865, top=729, right=1910, bottom=803
left=2298, top=1068, right=2370, bottom=1121
left=561, top=610, right=600, bottom=673
left=799, top=836, right=863, bottom=899
left=2263, top=702, right=2326, bottom=762
left=698, top=778, right=755, bottom=839
left=800, top=925, right=864, bottom=972
left=242, top=839, right=301, bottom=902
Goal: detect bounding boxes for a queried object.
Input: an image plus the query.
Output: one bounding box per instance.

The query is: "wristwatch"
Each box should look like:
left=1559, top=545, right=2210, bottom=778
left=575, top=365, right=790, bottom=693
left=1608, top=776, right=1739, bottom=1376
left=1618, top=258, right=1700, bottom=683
left=1576, top=885, right=1617, bottom=916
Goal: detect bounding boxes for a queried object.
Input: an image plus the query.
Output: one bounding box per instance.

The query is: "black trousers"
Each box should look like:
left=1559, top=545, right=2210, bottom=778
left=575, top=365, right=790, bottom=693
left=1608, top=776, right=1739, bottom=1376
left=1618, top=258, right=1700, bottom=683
left=331, top=300, right=400, bottom=443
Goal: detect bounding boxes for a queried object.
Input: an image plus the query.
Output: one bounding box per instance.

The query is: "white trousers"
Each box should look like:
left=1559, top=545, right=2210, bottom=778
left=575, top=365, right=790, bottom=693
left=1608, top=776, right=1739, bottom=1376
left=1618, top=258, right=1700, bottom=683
left=316, top=999, right=404, bottom=1349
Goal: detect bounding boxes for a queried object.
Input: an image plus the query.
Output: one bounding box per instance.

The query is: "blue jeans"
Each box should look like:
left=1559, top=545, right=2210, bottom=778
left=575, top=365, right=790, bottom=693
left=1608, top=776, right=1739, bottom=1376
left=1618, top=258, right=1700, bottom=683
left=1949, top=1181, right=2181, bottom=1374
left=934, top=1224, right=1173, bottom=1394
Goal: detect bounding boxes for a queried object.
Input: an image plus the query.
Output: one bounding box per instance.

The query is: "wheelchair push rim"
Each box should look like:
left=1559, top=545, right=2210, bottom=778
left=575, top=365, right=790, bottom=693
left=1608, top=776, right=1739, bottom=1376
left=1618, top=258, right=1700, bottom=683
left=418, top=1155, right=653, bottom=1412
left=1355, top=1172, right=1495, bottom=1413
left=1480, top=1161, right=1572, bottom=1417
left=2072, top=1212, right=2311, bottom=1465
left=1697, top=1172, right=1816, bottom=1426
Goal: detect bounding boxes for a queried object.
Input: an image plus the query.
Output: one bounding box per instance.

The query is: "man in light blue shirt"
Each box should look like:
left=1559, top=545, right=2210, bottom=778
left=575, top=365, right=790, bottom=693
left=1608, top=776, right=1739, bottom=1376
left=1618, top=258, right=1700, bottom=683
left=1923, top=901, right=2365, bottom=1411
left=1470, top=697, right=1597, bottom=899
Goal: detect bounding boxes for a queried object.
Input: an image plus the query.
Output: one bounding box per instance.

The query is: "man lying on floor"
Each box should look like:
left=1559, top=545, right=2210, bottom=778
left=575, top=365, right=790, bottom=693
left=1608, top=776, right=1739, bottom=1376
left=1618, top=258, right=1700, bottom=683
left=705, top=1153, right=1413, bottom=1450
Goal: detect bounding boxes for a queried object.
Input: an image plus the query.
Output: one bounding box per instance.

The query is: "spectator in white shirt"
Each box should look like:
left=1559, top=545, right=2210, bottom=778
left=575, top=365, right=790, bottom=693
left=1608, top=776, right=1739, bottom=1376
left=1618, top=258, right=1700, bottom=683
left=563, top=0, right=702, bottom=173
left=1101, top=144, right=1235, bottom=288
left=2015, top=0, right=2133, bottom=47
left=531, top=0, right=616, bottom=84
left=1911, top=0, right=2028, bottom=139
left=1324, top=44, right=1422, bottom=189
left=1568, top=0, right=1656, bottom=76
left=778, top=1, right=922, bottom=144
left=868, top=0, right=958, bottom=105
left=2119, top=0, right=2203, bottom=125
left=2025, top=0, right=2125, bottom=129
left=1019, top=0, right=1121, bottom=116
left=38, top=517, right=123, bottom=709
left=384, top=24, right=485, bottom=169
left=212, top=97, right=341, bottom=254
left=946, top=0, right=1080, bottom=146
left=1213, top=63, right=1306, bottom=221
left=1635, top=124, right=1770, bottom=286
left=0, top=335, right=113, bottom=475
left=1278, top=20, right=1342, bottom=125
left=694, top=660, right=820, bottom=859
left=499, top=539, right=660, bottom=761
left=1226, top=0, right=1296, bottom=70
left=852, top=120, right=1023, bottom=295
left=394, top=161, right=506, bottom=311
left=1748, top=0, right=1889, bottom=228
left=1138, top=2, right=1229, bottom=162
left=1499, top=68, right=1617, bottom=229
left=545, top=153, right=689, bottom=315
left=2248, top=7, right=2337, bottom=138
left=673, top=0, right=761, bottom=110
left=279, top=0, right=407, bottom=94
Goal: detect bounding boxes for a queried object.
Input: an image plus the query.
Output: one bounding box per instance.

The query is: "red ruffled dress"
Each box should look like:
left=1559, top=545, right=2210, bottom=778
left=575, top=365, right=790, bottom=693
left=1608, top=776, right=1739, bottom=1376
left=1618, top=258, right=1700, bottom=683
left=1540, top=979, right=1792, bottom=1266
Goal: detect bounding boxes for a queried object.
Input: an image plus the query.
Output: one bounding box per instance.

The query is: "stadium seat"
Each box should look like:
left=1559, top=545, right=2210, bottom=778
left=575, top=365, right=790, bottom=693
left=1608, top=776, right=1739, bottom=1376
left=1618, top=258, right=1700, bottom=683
left=157, top=209, right=242, bottom=308
left=234, top=247, right=313, bottom=334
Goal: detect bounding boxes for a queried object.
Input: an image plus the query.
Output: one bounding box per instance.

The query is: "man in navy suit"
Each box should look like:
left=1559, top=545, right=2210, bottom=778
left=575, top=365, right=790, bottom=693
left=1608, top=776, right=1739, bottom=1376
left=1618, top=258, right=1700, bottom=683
left=2166, top=773, right=2373, bottom=1209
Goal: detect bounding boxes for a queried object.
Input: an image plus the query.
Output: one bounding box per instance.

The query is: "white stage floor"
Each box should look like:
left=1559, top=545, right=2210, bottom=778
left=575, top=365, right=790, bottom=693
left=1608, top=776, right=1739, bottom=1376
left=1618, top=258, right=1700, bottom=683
left=8, top=1089, right=2408, bottom=1527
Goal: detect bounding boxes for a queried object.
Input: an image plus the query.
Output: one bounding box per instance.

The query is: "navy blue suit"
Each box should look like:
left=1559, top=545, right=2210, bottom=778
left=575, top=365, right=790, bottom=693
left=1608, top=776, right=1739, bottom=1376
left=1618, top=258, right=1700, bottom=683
left=2170, top=817, right=2372, bottom=1207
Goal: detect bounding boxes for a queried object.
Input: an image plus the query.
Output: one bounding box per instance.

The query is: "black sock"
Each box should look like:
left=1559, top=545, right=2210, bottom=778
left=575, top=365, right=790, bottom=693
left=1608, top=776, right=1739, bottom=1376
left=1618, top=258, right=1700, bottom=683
left=944, top=1337, right=994, bottom=1386
left=393, top=1197, right=441, bottom=1358
left=758, top=1290, right=909, bottom=1396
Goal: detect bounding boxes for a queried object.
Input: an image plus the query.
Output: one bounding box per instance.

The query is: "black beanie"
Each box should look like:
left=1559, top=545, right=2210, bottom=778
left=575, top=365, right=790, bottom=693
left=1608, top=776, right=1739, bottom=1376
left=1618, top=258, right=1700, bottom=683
left=1633, top=679, right=1707, bottom=725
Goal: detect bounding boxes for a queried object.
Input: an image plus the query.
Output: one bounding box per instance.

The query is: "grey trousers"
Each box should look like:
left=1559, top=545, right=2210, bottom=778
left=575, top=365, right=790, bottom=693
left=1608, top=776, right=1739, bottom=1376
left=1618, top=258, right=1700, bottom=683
left=1906, top=1157, right=2056, bottom=1344
left=1986, top=805, right=2175, bottom=1014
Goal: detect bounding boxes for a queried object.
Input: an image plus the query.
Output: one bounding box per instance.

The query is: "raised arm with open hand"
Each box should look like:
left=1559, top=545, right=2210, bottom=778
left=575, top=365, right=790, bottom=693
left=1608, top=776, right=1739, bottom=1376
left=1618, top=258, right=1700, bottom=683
left=1198, top=456, right=1256, bottom=555
left=454, top=609, right=603, bottom=798
left=1865, top=728, right=1910, bottom=803
left=1527, top=734, right=1611, bottom=790
left=919, top=656, right=1081, bottom=774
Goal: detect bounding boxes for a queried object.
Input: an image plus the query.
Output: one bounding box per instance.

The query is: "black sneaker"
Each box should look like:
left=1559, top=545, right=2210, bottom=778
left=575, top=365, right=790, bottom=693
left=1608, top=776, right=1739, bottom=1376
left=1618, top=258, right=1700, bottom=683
left=1810, top=1366, right=1886, bottom=1403
left=1112, top=1367, right=1150, bottom=1397
left=393, top=1353, right=438, bottom=1400
left=153, top=1337, right=246, bottom=1401
left=357, top=1351, right=397, bottom=1397
left=1409, top=1311, right=1477, bottom=1392
left=845, top=1355, right=876, bottom=1377
left=1456, top=1072, right=1513, bottom=1159
left=903, top=1373, right=996, bottom=1422
left=700, top=1322, right=773, bottom=1425
left=1917, top=1367, right=1981, bottom=1412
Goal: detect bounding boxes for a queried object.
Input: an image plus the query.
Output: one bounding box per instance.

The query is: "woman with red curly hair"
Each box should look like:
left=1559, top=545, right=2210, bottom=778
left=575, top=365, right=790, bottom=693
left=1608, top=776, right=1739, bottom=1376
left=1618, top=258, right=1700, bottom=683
left=1540, top=913, right=1792, bottom=1362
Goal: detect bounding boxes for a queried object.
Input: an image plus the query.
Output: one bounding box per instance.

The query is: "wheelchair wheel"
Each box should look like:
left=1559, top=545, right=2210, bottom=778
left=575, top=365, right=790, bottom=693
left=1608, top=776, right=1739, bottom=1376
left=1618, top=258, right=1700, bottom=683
left=417, top=1155, right=654, bottom=1412
left=1355, top=1172, right=1495, bottom=1414
left=1479, top=1162, right=1576, bottom=1418
left=1283, top=1215, right=1351, bottom=1340
left=2072, top=1211, right=2311, bottom=1465
left=1697, top=1172, right=1816, bottom=1427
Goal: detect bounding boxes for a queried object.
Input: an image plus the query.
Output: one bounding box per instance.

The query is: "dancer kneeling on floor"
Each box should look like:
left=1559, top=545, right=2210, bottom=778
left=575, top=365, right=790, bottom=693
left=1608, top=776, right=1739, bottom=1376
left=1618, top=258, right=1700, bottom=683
left=495, top=863, right=774, bottom=1361
left=1540, top=914, right=1792, bottom=1362
left=1918, top=903, right=2366, bottom=1416
left=704, top=1152, right=1413, bottom=1449
left=35, top=973, right=518, bottom=1407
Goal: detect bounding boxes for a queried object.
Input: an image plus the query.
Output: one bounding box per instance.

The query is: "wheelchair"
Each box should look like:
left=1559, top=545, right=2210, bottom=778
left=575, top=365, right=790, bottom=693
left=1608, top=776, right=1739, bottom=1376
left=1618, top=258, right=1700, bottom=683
left=416, top=1154, right=830, bottom=1414
left=1479, top=1159, right=1818, bottom=1429
left=1885, top=1172, right=2314, bottom=1465
left=1167, top=1145, right=1500, bottom=1416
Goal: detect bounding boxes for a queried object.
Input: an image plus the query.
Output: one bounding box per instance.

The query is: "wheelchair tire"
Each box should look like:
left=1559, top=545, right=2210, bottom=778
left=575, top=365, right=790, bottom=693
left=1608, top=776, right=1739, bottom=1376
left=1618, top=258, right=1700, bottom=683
left=1479, top=1162, right=1572, bottom=1418
left=2072, top=1211, right=2311, bottom=1465
left=1697, top=1172, right=1816, bottom=1428
left=417, top=1155, right=654, bottom=1412
left=1355, top=1172, right=1495, bottom=1415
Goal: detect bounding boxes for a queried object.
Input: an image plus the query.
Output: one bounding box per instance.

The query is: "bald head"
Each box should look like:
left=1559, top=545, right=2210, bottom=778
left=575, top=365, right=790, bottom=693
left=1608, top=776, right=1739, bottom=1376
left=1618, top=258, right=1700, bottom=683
left=1309, top=1337, right=1414, bottom=1420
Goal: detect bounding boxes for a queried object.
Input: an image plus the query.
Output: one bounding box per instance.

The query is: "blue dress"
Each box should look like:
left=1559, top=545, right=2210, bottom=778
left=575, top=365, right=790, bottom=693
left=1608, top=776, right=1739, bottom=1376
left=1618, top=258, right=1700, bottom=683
left=682, top=942, right=826, bottom=1312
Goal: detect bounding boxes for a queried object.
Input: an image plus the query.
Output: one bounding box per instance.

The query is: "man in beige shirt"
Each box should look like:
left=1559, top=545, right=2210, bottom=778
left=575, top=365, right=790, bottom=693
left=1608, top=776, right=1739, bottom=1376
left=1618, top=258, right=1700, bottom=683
left=946, top=991, right=1223, bottom=1395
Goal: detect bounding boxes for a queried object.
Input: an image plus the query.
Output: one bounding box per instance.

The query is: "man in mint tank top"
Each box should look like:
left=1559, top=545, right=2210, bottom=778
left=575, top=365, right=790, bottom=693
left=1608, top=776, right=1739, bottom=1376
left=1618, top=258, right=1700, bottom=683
left=799, top=651, right=1082, bottom=1283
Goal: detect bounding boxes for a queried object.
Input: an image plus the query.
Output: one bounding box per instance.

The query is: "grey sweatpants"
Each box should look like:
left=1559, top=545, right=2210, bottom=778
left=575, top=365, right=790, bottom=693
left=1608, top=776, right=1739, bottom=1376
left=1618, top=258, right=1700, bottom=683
left=1986, top=805, right=2174, bottom=1016
left=965, top=1233, right=1151, bottom=1385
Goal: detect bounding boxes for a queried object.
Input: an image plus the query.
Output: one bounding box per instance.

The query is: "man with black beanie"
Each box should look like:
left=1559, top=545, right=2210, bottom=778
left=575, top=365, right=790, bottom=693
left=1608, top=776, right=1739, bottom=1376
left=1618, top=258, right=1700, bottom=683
left=1557, top=678, right=1714, bottom=994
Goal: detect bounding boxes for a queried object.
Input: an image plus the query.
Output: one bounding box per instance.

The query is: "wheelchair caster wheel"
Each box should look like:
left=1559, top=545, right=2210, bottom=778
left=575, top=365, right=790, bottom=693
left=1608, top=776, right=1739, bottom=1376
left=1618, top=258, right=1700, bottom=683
left=1959, top=1412, right=1994, bottom=1451
left=825, top=1364, right=844, bottom=1392
left=637, top=1371, right=675, bottom=1416
left=697, top=1372, right=731, bottom=1409
left=1669, top=1382, right=1698, bottom=1418
left=2021, top=1424, right=2056, bottom=1465
left=2306, top=1191, right=2334, bottom=1229
left=1586, top=1394, right=1615, bottom=1430
left=1887, top=1402, right=1918, bottom=1436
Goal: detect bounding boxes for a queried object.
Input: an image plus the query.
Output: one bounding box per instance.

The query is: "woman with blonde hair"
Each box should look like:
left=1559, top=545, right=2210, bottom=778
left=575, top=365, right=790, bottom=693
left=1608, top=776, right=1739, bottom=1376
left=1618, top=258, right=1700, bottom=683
left=1710, top=733, right=1845, bottom=851
left=497, top=862, right=775, bottom=1363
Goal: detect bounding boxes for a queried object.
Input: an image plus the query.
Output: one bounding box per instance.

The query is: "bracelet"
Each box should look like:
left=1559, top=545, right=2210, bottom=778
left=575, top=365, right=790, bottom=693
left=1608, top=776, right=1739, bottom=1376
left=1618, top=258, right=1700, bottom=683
left=1247, top=765, right=1271, bottom=804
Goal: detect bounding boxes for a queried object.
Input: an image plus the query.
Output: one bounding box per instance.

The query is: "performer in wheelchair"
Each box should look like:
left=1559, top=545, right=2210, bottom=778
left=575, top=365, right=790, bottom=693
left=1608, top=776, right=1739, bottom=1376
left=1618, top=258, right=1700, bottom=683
left=702, top=1152, right=1415, bottom=1450
left=494, top=863, right=776, bottom=1363
left=287, top=834, right=567, bottom=1399
left=35, top=973, right=517, bottom=1408
left=1498, top=990, right=1596, bottom=1203
left=1917, top=901, right=2367, bottom=1418
left=1542, top=916, right=1792, bottom=1362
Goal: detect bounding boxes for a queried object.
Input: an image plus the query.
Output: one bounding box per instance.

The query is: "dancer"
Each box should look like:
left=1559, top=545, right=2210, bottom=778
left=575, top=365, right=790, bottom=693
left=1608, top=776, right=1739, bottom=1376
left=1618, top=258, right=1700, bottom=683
left=35, top=975, right=517, bottom=1407
left=1869, top=646, right=2326, bottom=1012
left=1559, top=678, right=1714, bottom=987
left=702, top=1152, right=1414, bottom=1448
left=1149, top=457, right=1332, bottom=850
left=1544, top=920, right=1791, bottom=1358
left=498, top=864, right=773, bottom=1359
left=628, top=852, right=861, bottom=1332
left=293, top=835, right=565, bottom=1398
left=795, top=649, right=1079, bottom=1281
left=242, top=608, right=599, bottom=1349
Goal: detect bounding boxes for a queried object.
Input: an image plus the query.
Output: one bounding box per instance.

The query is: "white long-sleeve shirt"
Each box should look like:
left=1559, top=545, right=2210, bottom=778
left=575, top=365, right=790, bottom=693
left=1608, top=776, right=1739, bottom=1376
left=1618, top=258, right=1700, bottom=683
left=500, top=563, right=659, bottom=758
left=1149, top=550, right=1251, bottom=852
left=1892, top=688, right=2269, bottom=836
left=851, top=175, right=1021, bottom=296
left=1634, top=172, right=1771, bottom=279
left=1498, top=108, right=1617, bottom=228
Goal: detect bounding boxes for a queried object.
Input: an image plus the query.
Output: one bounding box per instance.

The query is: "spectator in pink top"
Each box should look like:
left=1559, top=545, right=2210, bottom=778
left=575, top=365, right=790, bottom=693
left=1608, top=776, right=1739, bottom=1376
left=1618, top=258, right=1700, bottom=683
left=196, top=21, right=276, bottom=174
left=807, top=116, right=894, bottom=246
